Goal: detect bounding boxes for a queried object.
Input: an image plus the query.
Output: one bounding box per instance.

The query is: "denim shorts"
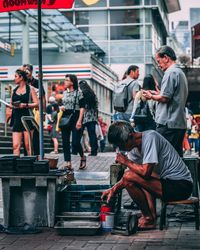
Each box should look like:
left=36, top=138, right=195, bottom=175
left=112, top=113, right=131, bottom=122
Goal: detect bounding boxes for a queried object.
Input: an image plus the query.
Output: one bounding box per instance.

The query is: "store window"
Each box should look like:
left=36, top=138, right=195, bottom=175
left=145, top=41, right=153, bottom=55
left=109, top=0, right=142, bottom=6
left=75, top=11, right=89, bottom=25
left=110, top=40, right=144, bottom=56
left=110, top=56, right=144, bottom=64
left=75, top=0, right=106, bottom=8
left=88, top=26, right=108, bottom=40
left=144, top=0, right=157, bottom=5
left=145, top=9, right=152, bottom=23
left=145, top=25, right=152, bottom=39
left=76, top=11, right=107, bottom=25
left=110, top=10, right=142, bottom=24
left=111, top=25, right=143, bottom=40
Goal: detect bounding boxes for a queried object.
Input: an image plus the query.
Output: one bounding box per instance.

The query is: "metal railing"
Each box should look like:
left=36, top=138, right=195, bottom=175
left=21, top=116, right=39, bottom=156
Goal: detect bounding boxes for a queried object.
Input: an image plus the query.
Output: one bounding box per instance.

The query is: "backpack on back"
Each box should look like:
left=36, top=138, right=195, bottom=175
left=113, top=80, right=133, bottom=112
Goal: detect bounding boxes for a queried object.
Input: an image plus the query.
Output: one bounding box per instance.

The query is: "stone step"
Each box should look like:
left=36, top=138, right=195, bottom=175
left=0, top=135, right=62, bottom=144
left=0, top=147, right=61, bottom=154
left=0, top=138, right=62, bottom=148
left=0, top=130, right=53, bottom=137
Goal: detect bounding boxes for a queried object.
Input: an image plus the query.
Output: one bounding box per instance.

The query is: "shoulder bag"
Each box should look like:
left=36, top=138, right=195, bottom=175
left=133, top=99, right=152, bottom=124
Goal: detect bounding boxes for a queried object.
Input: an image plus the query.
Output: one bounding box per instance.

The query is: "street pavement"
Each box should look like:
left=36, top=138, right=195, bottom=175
left=0, top=152, right=199, bottom=250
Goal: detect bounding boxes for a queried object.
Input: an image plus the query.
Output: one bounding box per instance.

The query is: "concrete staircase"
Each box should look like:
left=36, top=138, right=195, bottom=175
left=0, top=123, right=63, bottom=154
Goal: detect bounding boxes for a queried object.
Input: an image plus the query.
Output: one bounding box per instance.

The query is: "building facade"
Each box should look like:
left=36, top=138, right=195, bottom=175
left=0, top=54, right=118, bottom=123
left=62, top=0, right=180, bottom=78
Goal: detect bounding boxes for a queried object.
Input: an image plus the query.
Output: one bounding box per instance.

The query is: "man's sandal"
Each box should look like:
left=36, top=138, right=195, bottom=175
left=79, top=156, right=87, bottom=170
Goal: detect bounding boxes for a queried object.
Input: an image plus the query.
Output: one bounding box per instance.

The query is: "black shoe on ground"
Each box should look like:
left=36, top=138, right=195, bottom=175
left=71, top=152, right=78, bottom=155
left=88, top=153, right=97, bottom=156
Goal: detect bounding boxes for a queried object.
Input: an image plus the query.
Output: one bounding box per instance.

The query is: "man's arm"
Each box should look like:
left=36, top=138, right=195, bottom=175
left=116, top=153, right=155, bottom=179
left=101, top=178, right=124, bottom=203
left=101, top=153, right=158, bottom=203
left=142, top=90, right=169, bottom=103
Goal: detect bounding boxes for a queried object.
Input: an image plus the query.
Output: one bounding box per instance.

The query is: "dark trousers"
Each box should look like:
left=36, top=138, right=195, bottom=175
left=33, top=129, right=40, bottom=155
left=71, top=132, right=77, bottom=154
left=61, top=125, right=83, bottom=162
left=100, top=136, right=106, bottom=152
left=156, top=124, right=186, bottom=157
left=83, top=121, right=98, bottom=155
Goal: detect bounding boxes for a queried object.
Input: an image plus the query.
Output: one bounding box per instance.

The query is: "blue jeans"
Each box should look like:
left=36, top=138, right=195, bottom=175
left=189, top=138, right=199, bottom=152
left=100, top=136, right=106, bottom=152
left=112, top=113, right=131, bottom=122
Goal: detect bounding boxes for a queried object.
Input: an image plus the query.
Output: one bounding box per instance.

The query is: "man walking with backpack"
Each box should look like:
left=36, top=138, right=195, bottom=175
left=113, top=65, right=140, bottom=122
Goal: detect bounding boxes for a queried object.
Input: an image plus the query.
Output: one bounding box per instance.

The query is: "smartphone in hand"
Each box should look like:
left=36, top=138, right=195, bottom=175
left=12, top=101, right=21, bottom=107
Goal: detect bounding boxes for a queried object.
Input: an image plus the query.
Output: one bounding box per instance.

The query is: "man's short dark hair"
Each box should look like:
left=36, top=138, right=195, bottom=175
left=23, top=64, right=33, bottom=72
left=127, top=65, right=139, bottom=75
left=156, top=46, right=177, bottom=61
left=108, top=121, right=134, bottom=146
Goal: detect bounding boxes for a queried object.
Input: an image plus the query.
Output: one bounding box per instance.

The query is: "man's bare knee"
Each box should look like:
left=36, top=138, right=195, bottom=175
left=123, top=171, right=138, bottom=182
left=123, top=171, right=137, bottom=186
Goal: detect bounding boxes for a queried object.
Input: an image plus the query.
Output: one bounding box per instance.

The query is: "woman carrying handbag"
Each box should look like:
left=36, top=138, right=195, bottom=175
left=59, top=74, right=86, bottom=170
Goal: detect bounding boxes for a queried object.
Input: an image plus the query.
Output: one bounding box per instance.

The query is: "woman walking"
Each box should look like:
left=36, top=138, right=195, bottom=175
left=10, top=69, right=39, bottom=156
left=60, top=74, right=86, bottom=170
left=130, top=74, right=157, bottom=132
left=79, top=80, right=99, bottom=156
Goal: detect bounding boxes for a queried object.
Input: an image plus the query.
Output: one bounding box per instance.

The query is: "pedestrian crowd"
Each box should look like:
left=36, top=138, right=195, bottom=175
left=6, top=65, right=109, bottom=170
left=4, top=45, right=200, bottom=231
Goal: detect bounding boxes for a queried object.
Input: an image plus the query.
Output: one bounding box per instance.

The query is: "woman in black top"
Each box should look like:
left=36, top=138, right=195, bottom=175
left=60, top=74, right=86, bottom=170
left=10, top=69, right=39, bottom=156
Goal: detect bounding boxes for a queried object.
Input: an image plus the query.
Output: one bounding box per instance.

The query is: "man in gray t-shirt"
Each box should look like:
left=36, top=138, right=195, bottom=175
left=102, top=121, right=193, bottom=230
left=113, top=65, right=140, bottom=122
left=143, top=46, right=188, bottom=157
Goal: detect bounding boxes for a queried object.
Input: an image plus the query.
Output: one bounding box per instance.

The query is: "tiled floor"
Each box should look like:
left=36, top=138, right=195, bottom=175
left=0, top=152, right=199, bottom=250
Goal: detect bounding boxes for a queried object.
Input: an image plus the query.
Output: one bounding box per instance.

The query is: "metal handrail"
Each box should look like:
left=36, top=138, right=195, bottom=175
left=21, top=116, right=39, bottom=156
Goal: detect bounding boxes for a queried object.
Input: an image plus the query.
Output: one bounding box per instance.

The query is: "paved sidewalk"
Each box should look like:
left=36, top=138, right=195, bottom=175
left=0, top=152, right=199, bottom=250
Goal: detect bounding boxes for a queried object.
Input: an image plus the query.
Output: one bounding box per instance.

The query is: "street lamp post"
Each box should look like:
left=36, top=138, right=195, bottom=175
left=38, top=0, right=44, bottom=159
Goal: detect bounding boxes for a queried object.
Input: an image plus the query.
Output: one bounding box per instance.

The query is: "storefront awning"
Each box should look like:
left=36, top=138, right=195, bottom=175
left=0, top=9, right=105, bottom=56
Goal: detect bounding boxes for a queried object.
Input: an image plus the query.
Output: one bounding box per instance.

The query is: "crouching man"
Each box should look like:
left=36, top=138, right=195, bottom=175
left=102, top=121, right=193, bottom=230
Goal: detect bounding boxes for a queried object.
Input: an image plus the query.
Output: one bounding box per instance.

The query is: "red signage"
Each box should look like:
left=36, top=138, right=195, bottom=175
left=0, top=0, right=74, bottom=12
